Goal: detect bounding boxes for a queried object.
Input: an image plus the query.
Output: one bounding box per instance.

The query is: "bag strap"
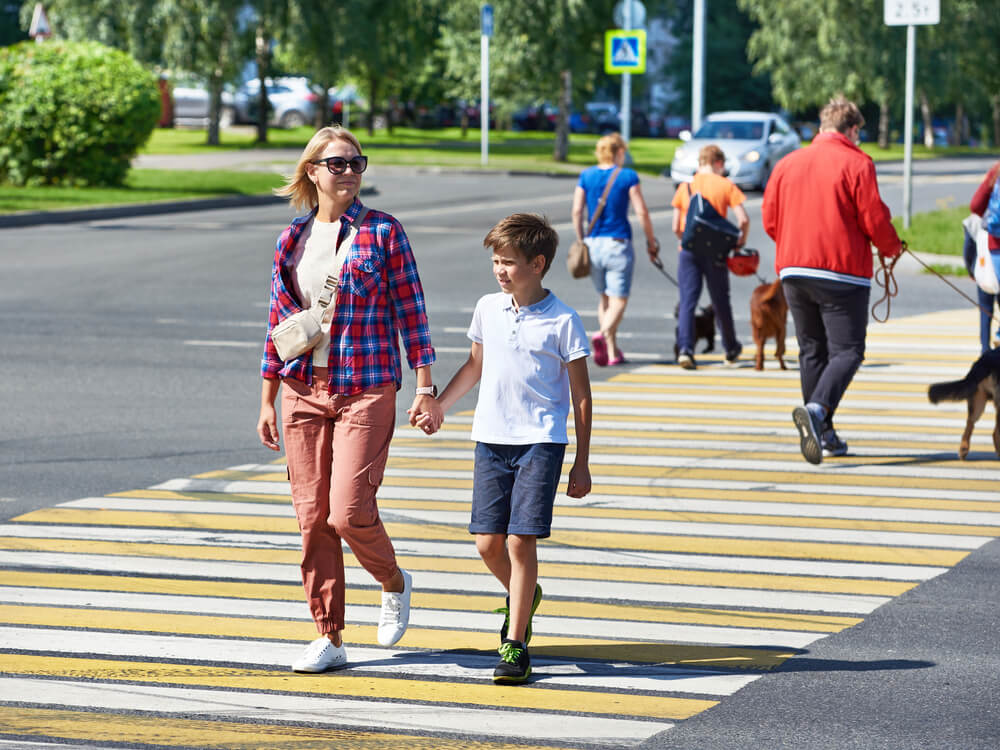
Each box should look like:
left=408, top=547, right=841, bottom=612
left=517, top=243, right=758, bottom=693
left=584, top=166, right=622, bottom=237
left=315, top=205, right=369, bottom=321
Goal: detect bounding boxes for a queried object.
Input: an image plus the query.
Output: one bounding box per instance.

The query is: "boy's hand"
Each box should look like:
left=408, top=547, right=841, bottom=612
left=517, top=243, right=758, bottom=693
left=407, top=401, right=443, bottom=435
left=566, top=463, right=591, bottom=498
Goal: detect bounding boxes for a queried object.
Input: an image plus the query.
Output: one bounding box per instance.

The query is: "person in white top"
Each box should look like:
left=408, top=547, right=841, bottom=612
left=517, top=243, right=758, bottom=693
left=413, top=213, right=592, bottom=684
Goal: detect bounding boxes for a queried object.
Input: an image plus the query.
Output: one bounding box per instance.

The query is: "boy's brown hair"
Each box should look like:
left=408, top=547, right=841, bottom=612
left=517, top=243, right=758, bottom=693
left=483, top=213, right=559, bottom=276
left=698, top=144, right=726, bottom=166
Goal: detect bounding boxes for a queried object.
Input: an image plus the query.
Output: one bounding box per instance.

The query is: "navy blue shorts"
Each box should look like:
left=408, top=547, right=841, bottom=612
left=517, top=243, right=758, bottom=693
left=470, top=442, right=566, bottom=539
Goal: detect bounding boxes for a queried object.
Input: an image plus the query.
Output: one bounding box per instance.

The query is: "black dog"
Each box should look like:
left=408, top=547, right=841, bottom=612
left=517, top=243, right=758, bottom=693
left=928, top=348, right=1000, bottom=460
left=673, top=303, right=716, bottom=359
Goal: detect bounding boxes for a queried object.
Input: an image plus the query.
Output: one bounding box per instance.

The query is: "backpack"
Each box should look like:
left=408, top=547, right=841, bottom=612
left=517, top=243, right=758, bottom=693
left=681, top=183, right=740, bottom=264
left=983, top=178, right=1000, bottom=237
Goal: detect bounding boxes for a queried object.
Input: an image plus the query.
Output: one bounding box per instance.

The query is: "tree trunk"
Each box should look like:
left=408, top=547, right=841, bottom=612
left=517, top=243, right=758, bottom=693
left=993, top=94, right=1000, bottom=149
left=877, top=95, right=890, bottom=149
left=367, top=73, right=378, bottom=137
left=316, top=87, right=330, bottom=128
left=919, top=90, right=933, bottom=148
left=255, top=28, right=271, bottom=144
left=553, top=70, right=571, bottom=162
left=952, top=102, right=964, bottom=146
left=206, top=72, right=223, bottom=146
left=460, top=109, right=469, bottom=138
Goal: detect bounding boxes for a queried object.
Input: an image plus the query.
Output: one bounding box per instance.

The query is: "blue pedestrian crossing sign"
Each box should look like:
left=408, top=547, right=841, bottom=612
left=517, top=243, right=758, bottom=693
left=605, top=29, right=646, bottom=74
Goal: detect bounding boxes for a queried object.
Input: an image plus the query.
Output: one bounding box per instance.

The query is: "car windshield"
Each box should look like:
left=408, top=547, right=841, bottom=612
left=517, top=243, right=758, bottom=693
left=694, top=120, right=764, bottom=140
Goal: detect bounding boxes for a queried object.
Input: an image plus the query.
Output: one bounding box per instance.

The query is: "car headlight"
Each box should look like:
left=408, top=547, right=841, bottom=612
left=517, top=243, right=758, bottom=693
left=743, top=150, right=761, bottom=163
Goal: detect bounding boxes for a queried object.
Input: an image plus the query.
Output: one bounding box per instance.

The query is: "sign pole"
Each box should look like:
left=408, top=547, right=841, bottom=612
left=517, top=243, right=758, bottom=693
left=902, top=23, right=915, bottom=229
left=691, top=0, right=705, bottom=131
left=480, top=4, right=493, bottom=166
left=619, top=0, right=632, bottom=142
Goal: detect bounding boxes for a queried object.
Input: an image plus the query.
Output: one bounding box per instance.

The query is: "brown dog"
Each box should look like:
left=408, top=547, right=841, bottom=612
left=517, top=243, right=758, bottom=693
left=928, top=349, right=1000, bottom=460
left=749, top=279, right=787, bottom=371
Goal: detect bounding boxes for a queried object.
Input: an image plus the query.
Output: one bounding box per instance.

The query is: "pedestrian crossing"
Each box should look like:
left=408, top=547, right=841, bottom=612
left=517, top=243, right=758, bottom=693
left=2, top=308, right=999, bottom=748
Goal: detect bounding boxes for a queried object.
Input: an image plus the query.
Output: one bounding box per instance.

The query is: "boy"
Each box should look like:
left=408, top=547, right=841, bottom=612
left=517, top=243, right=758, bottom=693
left=669, top=143, right=749, bottom=370
left=415, top=213, right=592, bottom=683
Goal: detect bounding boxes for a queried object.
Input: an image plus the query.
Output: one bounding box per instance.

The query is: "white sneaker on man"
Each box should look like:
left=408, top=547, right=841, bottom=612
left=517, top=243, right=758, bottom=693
left=377, top=569, right=412, bottom=646
left=291, top=636, right=347, bottom=672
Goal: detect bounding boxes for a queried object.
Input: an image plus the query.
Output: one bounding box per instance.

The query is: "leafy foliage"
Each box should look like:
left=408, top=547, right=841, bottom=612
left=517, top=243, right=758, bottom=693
left=0, top=40, right=160, bottom=186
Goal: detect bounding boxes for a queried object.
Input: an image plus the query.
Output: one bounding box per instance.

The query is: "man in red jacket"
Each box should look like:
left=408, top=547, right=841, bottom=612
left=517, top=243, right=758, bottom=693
left=762, top=97, right=902, bottom=465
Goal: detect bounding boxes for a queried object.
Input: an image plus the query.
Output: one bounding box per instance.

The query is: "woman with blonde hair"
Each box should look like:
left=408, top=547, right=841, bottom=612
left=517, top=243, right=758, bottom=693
left=571, top=132, right=658, bottom=365
left=257, top=126, right=443, bottom=672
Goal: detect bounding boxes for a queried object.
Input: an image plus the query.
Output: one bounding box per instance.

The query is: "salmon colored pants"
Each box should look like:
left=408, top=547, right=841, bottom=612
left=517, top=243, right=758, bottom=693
left=281, top=371, right=399, bottom=634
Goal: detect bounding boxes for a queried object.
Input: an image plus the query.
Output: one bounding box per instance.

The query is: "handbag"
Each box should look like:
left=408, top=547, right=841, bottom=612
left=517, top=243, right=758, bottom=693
left=568, top=166, right=622, bottom=279
left=965, top=213, right=1000, bottom=295
left=271, top=206, right=370, bottom=361
left=681, top=183, right=740, bottom=264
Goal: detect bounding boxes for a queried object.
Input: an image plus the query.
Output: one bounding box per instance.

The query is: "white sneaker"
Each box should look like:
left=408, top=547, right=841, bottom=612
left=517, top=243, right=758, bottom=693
left=291, top=636, right=347, bottom=673
left=377, top=569, right=412, bottom=646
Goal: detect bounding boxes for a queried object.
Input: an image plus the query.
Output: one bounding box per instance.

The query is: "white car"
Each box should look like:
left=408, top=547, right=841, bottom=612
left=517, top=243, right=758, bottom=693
left=669, top=111, right=801, bottom=191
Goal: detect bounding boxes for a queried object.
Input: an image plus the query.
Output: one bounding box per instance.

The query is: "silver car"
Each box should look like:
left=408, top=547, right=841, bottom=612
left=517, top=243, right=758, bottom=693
left=235, top=76, right=320, bottom=129
left=669, top=111, right=801, bottom=190
left=171, top=76, right=236, bottom=128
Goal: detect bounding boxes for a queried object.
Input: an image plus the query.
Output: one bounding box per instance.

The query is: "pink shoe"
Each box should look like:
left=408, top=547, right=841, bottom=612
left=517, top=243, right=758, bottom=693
left=591, top=333, right=608, bottom=366
left=608, top=352, right=627, bottom=366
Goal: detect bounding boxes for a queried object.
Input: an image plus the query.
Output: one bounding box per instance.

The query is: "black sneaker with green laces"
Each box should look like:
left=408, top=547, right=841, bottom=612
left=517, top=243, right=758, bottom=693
left=493, top=639, right=531, bottom=684
left=495, top=583, right=543, bottom=645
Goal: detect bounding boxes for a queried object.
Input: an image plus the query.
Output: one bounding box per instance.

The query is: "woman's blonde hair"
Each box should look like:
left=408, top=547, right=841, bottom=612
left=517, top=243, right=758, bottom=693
left=595, top=132, right=626, bottom=164
left=273, top=125, right=364, bottom=211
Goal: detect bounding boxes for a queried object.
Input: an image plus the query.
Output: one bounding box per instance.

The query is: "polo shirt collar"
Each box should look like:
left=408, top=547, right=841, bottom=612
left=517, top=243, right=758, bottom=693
left=503, top=290, right=553, bottom=314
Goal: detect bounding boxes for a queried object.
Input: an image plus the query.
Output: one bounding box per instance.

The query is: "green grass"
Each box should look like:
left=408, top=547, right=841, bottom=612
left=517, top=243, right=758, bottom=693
left=142, top=125, right=679, bottom=176
left=2, top=125, right=995, bottom=215
left=0, top=169, right=284, bottom=213
left=892, top=205, right=967, bottom=257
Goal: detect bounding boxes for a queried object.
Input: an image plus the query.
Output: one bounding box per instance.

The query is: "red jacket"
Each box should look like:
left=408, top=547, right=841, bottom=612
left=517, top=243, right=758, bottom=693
left=762, top=132, right=902, bottom=281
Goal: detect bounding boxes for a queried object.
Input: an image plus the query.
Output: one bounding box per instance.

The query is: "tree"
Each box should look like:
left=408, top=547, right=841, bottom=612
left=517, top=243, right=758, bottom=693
left=664, top=0, right=773, bottom=116
left=738, top=0, right=902, bottom=147
left=157, top=0, right=245, bottom=145
left=438, top=0, right=615, bottom=161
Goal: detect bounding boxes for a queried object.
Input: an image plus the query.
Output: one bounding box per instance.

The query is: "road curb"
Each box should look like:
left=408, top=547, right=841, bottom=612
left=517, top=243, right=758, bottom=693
left=0, top=185, right=380, bottom=229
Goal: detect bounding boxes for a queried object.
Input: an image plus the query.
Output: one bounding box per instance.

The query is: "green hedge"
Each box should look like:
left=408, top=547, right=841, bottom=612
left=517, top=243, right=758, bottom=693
left=0, top=40, right=160, bottom=187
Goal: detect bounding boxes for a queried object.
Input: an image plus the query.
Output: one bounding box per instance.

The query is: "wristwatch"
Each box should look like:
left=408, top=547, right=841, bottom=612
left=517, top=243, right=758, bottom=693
left=415, top=385, right=438, bottom=397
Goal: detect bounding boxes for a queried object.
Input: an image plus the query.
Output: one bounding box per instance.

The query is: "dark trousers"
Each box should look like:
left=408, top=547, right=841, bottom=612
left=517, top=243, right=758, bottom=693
left=676, top=249, right=739, bottom=354
left=782, top=276, right=870, bottom=425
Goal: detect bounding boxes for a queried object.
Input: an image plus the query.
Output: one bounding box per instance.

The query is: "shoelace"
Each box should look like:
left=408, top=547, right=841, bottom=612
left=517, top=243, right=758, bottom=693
left=498, top=641, right=524, bottom=663
left=379, top=593, right=401, bottom=625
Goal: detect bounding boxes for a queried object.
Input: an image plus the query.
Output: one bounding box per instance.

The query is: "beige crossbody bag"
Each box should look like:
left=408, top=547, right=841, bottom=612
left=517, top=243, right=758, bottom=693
left=271, top=206, right=370, bottom=361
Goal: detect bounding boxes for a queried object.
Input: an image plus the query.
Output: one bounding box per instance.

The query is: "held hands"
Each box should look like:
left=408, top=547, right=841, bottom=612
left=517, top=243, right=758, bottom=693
left=408, top=395, right=444, bottom=436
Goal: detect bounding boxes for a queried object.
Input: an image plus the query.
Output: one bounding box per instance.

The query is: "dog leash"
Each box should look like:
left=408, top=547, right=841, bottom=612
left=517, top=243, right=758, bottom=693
left=871, top=247, right=902, bottom=323
left=883, top=241, right=1000, bottom=326
left=650, top=255, right=680, bottom=287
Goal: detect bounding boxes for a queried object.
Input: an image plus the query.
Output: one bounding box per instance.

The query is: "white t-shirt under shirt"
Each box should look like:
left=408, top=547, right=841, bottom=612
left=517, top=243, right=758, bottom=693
left=468, top=291, right=590, bottom=445
left=288, top=216, right=344, bottom=366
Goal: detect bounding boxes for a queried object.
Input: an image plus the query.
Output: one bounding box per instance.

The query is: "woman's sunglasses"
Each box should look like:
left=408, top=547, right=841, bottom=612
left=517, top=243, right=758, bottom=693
left=311, top=155, right=368, bottom=175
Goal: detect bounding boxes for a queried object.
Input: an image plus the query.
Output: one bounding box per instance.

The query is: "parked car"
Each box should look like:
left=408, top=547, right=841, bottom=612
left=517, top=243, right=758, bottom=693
left=235, top=76, right=320, bottom=129
left=668, top=111, right=801, bottom=190
left=512, top=102, right=558, bottom=131
left=664, top=115, right=692, bottom=138
left=170, top=75, right=236, bottom=128
left=585, top=101, right=619, bottom=134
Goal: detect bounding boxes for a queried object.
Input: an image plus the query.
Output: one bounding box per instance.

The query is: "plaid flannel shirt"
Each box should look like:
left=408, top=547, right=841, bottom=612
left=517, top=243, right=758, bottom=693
left=261, top=199, right=435, bottom=394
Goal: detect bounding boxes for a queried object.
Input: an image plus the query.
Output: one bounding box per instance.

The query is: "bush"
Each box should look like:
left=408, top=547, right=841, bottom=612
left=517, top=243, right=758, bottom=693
left=0, top=40, right=160, bottom=187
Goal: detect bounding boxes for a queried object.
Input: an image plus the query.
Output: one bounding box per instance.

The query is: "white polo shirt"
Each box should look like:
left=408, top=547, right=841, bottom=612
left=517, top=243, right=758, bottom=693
left=468, top=291, right=590, bottom=445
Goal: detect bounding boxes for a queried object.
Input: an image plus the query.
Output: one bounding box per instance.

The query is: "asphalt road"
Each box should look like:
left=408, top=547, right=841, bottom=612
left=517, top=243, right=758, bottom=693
left=1, top=156, right=998, bottom=748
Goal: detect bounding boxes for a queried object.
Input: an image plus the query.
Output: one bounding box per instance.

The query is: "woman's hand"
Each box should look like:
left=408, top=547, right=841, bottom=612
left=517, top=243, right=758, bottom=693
left=646, top=237, right=660, bottom=263
left=408, top=395, right=443, bottom=434
left=257, top=403, right=280, bottom=451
